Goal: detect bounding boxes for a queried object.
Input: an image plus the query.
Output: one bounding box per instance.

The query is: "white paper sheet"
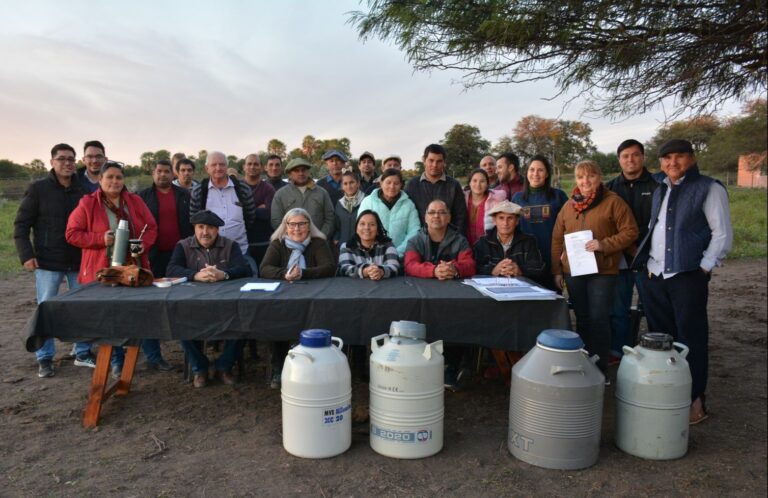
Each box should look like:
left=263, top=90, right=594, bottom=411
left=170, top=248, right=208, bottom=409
left=564, top=230, right=598, bottom=276
left=240, top=282, right=281, bottom=292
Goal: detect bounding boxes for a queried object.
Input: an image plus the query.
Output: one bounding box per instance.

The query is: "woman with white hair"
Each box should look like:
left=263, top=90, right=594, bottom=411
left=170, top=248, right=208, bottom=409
left=259, top=208, right=336, bottom=388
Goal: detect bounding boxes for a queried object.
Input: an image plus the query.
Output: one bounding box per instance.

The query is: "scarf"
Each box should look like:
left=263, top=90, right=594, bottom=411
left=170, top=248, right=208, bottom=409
left=571, top=184, right=601, bottom=214
left=284, top=236, right=310, bottom=275
left=101, top=189, right=133, bottom=234
left=342, top=190, right=366, bottom=213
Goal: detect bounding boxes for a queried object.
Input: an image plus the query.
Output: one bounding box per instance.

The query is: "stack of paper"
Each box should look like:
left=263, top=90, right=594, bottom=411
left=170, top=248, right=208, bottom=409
left=464, top=277, right=560, bottom=301
left=240, top=282, right=281, bottom=292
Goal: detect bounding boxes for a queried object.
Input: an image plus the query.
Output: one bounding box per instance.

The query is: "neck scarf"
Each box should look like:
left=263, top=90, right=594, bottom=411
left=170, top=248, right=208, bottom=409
left=342, top=190, right=366, bottom=213
left=284, top=236, right=310, bottom=274
left=571, top=184, right=601, bottom=214
left=101, top=189, right=133, bottom=235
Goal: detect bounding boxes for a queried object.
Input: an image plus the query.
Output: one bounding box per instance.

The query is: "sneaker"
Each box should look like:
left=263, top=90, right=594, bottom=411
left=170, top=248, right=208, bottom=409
left=38, top=360, right=55, bottom=378
left=74, top=353, right=97, bottom=369
left=269, top=372, right=281, bottom=389
left=146, top=359, right=175, bottom=372
left=111, top=365, right=122, bottom=380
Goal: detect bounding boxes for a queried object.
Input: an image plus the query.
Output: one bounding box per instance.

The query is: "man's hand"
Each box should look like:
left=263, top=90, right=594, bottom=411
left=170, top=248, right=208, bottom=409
left=434, top=261, right=458, bottom=281
left=194, top=265, right=225, bottom=282
left=491, top=258, right=521, bottom=277
left=22, top=258, right=39, bottom=271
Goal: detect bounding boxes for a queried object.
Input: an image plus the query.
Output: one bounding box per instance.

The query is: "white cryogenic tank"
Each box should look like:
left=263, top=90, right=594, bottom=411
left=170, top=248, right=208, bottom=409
left=281, top=329, right=351, bottom=458
left=615, top=332, right=692, bottom=460
left=369, top=320, right=444, bottom=458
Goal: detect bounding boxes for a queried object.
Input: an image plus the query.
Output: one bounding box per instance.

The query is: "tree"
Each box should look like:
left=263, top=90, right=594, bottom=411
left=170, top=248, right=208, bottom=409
left=440, top=124, right=491, bottom=178
left=301, top=135, right=319, bottom=160
left=492, top=135, right=515, bottom=155
left=27, top=159, right=46, bottom=171
left=644, top=116, right=721, bottom=165
left=195, top=150, right=208, bottom=171
left=512, top=115, right=596, bottom=169
left=139, top=152, right=156, bottom=173
left=154, top=149, right=171, bottom=162
left=700, top=99, right=768, bottom=173
left=588, top=151, right=620, bottom=176
left=267, top=139, right=287, bottom=159
left=350, top=1, right=767, bottom=119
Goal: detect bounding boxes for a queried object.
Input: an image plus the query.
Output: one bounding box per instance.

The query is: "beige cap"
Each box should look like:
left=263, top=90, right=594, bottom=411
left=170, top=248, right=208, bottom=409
left=487, top=200, right=522, bottom=216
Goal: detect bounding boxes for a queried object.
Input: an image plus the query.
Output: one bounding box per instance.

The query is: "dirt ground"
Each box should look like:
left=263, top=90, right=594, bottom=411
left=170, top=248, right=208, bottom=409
left=0, top=259, right=765, bottom=497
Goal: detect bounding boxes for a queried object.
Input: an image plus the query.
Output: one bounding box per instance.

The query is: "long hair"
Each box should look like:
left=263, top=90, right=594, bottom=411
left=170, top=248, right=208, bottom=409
left=467, top=168, right=490, bottom=196
left=522, top=154, right=555, bottom=201
left=271, top=208, right=326, bottom=241
left=349, top=209, right=391, bottom=246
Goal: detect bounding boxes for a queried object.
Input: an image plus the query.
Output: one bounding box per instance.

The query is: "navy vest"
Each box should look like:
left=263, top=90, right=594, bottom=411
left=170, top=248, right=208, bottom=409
left=634, top=165, right=717, bottom=273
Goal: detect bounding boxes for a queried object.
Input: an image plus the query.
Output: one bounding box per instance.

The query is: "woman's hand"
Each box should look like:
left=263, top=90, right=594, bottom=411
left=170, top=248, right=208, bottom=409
left=104, top=231, right=115, bottom=247
left=585, top=239, right=602, bottom=252
left=285, top=265, right=301, bottom=281
left=363, top=265, right=384, bottom=281
left=554, top=274, right=565, bottom=290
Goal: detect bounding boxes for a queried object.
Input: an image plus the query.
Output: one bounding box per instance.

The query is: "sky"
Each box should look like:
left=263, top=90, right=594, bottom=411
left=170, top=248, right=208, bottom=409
left=0, top=0, right=750, bottom=169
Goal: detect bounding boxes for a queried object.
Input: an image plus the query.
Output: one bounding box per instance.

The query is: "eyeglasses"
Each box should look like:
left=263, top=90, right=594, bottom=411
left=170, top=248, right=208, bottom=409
left=426, top=210, right=449, bottom=216
left=53, top=156, right=76, bottom=163
left=84, top=154, right=106, bottom=161
left=286, top=221, right=310, bottom=229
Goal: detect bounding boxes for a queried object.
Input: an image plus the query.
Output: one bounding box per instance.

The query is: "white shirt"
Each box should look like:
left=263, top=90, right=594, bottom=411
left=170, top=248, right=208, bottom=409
left=205, top=178, right=248, bottom=255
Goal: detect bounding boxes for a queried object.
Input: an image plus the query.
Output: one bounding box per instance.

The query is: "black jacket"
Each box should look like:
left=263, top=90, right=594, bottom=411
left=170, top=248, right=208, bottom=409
left=472, top=227, right=546, bottom=283
left=14, top=170, right=85, bottom=271
left=138, top=184, right=194, bottom=253
left=605, top=168, right=659, bottom=244
left=405, top=175, right=468, bottom=234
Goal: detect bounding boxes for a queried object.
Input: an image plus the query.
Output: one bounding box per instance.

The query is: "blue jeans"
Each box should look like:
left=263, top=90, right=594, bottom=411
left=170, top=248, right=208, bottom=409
left=610, top=270, right=649, bottom=357
left=34, top=269, right=91, bottom=361
left=565, top=273, right=616, bottom=371
left=181, top=340, right=241, bottom=374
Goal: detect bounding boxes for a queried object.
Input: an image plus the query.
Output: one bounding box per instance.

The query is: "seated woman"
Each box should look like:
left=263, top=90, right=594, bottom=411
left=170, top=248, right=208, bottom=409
left=473, top=200, right=546, bottom=282
left=260, top=208, right=336, bottom=388
left=338, top=210, right=399, bottom=279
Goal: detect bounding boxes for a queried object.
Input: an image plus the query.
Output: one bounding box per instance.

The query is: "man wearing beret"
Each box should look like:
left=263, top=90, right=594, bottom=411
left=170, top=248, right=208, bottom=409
left=271, top=158, right=335, bottom=240
left=317, top=149, right=347, bottom=205
left=634, top=139, right=732, bottom=425
left=166, top=210, right=253, bottom=387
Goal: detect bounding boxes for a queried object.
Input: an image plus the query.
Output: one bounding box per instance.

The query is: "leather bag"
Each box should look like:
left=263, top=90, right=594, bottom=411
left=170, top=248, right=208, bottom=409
left=96, top=265, right=154, bottom=287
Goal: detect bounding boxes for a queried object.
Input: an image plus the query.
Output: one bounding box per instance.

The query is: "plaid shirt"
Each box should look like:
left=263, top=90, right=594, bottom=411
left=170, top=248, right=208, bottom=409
left=337, top=239, right=400, bottom=278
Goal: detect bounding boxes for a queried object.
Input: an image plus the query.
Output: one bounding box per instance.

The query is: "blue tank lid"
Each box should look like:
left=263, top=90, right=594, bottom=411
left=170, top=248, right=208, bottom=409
left=299, top=329, right=332, bottom=348
left=537, top=329, right=584, bottom=351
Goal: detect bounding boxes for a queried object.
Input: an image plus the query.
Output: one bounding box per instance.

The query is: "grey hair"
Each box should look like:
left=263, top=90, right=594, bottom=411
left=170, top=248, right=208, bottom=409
left=206, top=151, right=226, bottom=165
left=271, top=208, right=326, bottom=241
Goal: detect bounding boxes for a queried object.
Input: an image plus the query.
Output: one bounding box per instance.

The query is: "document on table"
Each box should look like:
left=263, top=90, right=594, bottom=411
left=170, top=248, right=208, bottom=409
left=564, top=230, right=598, bottom=276
left=240, top=282, right=281, bottom=292
left=463, top=276, right=560, bottom=301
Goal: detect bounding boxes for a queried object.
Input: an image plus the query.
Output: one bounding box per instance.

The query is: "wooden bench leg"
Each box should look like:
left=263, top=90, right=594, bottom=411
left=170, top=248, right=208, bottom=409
left=83, top=345, right=112, bottom=429
left=116, top=345, right=139, bottom=396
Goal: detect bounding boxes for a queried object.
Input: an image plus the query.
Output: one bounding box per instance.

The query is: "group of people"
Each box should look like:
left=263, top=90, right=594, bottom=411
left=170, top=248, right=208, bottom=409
left=15, top=137, right=732, bottom=425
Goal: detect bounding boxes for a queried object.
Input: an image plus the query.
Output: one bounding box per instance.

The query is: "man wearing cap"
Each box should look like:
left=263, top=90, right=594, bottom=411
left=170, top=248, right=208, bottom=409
left=242, top=153, right=276, bottom=265
left=634, top=139, right=732, bottom=425
left=317, top=150, right=347, bottom=204
left=271, top=158, right=335, bottom=240
left=473, top=200, right=545, bottom=281
left=480, top=155, right=499, bottom=189
left=405, top=144, right=468, bottom=234
left=357, top=151, right=377, bottom=193
left=494, top=152, right=524, bottom=200
left=190, top=151, right=259, bottom=275
left=366, top=154, right=402, bottom=193
left=265, top=155, right=287, bottom=192
left=166, top=210, right=253, bottom=387
left=605, top=139, right=659, bottom=361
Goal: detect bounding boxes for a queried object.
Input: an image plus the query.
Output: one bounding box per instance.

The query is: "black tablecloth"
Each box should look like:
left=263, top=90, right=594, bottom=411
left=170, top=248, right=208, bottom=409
left=25, top=277, right=570, bottom=351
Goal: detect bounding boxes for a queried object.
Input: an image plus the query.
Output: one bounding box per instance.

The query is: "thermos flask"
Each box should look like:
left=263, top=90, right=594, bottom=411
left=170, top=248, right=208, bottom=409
left=111, top=219, right=130, bottom=266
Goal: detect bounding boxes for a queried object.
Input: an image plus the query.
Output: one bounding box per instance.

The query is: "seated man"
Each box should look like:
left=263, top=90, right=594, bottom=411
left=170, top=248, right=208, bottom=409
left=166, top=210, right=253, bottom=387
left=404, top=200, right=476, bottom=390
left=473, top=200, right=546, bottom=282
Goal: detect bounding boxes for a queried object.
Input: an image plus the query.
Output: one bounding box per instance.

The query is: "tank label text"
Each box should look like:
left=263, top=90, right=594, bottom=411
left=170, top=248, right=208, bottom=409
left=322, top=403, right=351, bottom=425
left=370, top=424, right=432, bottom=443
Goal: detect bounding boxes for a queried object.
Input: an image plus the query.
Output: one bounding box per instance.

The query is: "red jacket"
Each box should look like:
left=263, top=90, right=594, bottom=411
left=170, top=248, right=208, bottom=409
left=66, top=189, right=158, bottom=283
left=404, top=227, right=476, bottom=278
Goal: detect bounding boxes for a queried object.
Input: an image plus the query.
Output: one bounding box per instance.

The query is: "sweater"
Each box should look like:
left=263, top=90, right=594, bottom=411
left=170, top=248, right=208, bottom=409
left=259, top=238, right=336, bottom=280
left=511, top=188, right=568, bottom=273
left=270, top=180, right=335, bottom=240
left=405, top=174, right=468, bottom=234
left=338, top=238, right=400, bottom=278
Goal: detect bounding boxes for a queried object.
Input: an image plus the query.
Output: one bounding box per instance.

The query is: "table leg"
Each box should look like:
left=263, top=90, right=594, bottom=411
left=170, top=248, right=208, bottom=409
left=116, top=345, right=139, bottom=396
left=83, top=345, right=112, bottom=429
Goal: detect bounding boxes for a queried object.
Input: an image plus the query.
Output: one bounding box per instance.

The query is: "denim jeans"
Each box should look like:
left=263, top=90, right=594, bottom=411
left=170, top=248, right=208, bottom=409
left=181, top=340, right=242, bottom=374
left=34, top=269, right=91, bottom=361
left=565, top=273, right=616, bottom=371
left=610, top=270, right=650, bottom=357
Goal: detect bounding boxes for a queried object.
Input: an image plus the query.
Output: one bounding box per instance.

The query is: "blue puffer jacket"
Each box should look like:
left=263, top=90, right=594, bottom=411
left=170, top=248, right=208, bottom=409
left=358, top=189, right=421, bottom=257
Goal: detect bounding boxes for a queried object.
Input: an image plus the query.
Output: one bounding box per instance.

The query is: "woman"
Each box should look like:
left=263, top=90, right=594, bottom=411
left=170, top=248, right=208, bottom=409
left=333, top=171, right=366, bottom=247
left=358, top=168, right=420, bottom=258
left=511, top=155, right=569, bottom=290
left=66, top=161, right=158, bottom=378
left=338, top=210, right=400, bottom=279
left=260, top=208, right=335, bottom=388
left=464, top=168, right=506, bottom=247
left=551, top=160, right=638, bottom=372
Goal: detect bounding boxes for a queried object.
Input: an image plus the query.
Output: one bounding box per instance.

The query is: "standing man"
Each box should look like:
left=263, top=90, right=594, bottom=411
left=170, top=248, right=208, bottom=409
left=605, top=139, right=659, bottom=361
left=634, top=139, right=732, bottom=425
left=171, top=152, right=186, bottom=179
left=14, top=143, right=95, bottom=377
left=190, top=151, right=259, bottom=275
left=271, top=158, right=335, bottom=240
left=173, top=158, right=199, bottom=190
left=265, top=154, right=287, bottom=191
left=357, top=151, right=377, bottom=194
left=494, top=152, right=524, bottom=200
left=242, top=153, right=276, bottom=265
left=381, top=154, right=402, bottom=171
left=317, top=149, right=347, bottom=205
left=480, top=155, right=499, bottom=188
left=77, top=140, right=107, bottom=193
left=405, top=144, right=468, bottom=234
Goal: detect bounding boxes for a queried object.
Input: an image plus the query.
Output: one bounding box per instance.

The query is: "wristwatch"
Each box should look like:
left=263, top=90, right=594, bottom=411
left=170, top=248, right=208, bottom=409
left=223, top=272, right=230, bottom=280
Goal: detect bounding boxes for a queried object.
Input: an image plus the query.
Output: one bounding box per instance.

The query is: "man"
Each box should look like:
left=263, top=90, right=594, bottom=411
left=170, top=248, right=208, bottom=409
left=317, top=149, right=347, bottom=204
left=494, top=152, right=524, bottom=200
left=190, top=151, right=259, bottom=275
left=14, top=143, right=94, bottom=377
left=265, top=154, right=287, bottom=191
left=271, top=158, right=335, bottom=240
left=480, top=155, right=499, bottom=188
left=605, top=139, right=659, bottom=361
left=357, top=151, right=377, bottom=193
left=171, top=152, right=186, bottom=178
left=172, top=158, right=199, bottom=190
left=242, top=153, right=276, bottom=265
left=381, top=154, right=402, bottom=171
left=404, top=199, right=476, bottom=390
left=77, top=140, right=107, bottom=193
left=634, top=139, right=732, bottom=425
left=405, top=144, right=468, bottom=234
left=166, top=210, right=253, bottom=387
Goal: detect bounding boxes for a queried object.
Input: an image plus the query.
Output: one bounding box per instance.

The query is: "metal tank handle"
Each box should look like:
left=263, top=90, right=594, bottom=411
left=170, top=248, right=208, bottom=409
left=550, top=365, right=584, bottom=375
left=423, top=340, right=444, bottom=360
left=332, top=336, right=344, bottom=350
left=370, top=333, right=389, bottom=351
left=288, top=350, right=314, bottom=362
left=622, top=345, right=644, bottom=359
left=673, top=342, right=689, bottom=358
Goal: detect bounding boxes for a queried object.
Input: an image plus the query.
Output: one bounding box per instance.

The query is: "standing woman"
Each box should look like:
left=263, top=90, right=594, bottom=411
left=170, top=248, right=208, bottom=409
left=358, top=168, right=420, bottom=258
left=66, top=161, right=158, bottom=377
left=511, top=155, right=569, bottom=290
left=551, top=160, right=638, bottom=372
left=464, top=168, right=506, bottom=247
